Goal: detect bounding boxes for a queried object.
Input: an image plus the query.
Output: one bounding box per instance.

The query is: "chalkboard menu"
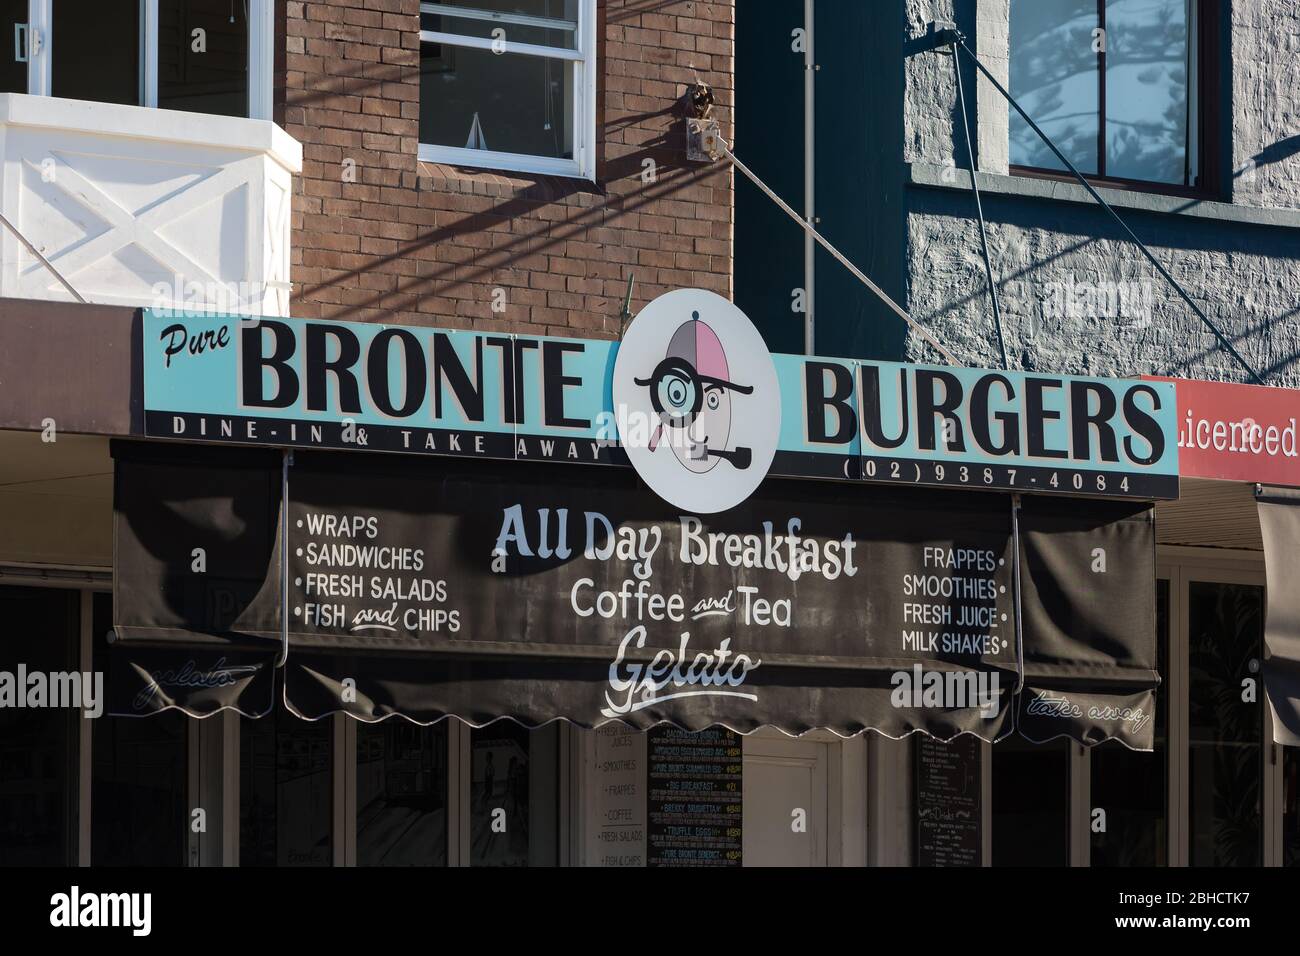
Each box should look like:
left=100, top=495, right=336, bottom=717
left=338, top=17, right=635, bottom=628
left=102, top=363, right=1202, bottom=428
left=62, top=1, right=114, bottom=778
left=914, top=735, right=982, bottom=867
left=646, top=727, right=742, bottom=867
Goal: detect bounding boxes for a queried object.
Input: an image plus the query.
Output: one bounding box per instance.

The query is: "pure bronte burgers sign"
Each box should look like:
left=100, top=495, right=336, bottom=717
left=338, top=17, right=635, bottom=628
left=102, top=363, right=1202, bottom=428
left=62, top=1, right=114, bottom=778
left=142, top=293, right=1179, bottom=504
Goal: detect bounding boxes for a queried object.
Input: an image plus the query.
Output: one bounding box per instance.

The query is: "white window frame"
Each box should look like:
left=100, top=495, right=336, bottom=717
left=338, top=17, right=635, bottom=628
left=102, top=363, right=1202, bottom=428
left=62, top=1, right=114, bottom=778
left=21, top=0, right=274, bottom=121
left=417, top=1, right=597, bottom=181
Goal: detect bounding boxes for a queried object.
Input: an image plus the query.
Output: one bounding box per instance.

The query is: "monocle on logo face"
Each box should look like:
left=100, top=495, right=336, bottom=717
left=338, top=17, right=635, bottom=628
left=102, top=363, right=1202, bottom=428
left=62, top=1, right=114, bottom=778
left=613, top=289, right=781, bottom=514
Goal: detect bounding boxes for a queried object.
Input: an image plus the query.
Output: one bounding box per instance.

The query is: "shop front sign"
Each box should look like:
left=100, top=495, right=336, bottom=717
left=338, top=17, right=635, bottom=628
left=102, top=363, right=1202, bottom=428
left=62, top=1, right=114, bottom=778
left=143, top=291, right=1180, bottom=505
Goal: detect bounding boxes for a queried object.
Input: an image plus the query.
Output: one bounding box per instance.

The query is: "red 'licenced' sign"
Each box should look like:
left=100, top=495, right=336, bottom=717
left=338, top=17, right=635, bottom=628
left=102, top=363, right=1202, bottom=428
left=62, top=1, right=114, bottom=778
left=1145, top=376, right=1300, bottom=486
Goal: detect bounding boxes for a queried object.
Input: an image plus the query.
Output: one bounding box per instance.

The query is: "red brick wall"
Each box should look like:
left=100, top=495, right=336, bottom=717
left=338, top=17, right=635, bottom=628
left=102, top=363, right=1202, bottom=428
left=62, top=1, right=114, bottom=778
left=282, top=0, right=734, bottom=340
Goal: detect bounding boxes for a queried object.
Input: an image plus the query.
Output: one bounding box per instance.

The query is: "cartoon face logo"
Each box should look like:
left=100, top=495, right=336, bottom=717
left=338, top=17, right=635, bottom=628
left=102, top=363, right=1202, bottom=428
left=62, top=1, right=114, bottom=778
left=635, top=312, right=754, bottom=474
left=614, top=289, right=780, bottom=514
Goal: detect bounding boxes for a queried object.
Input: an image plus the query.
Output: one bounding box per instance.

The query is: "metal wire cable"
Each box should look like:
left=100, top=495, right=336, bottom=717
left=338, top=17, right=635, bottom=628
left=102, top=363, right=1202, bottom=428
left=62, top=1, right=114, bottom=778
left=721, top=142, right=961, bottom=366
left=952, top=43, right=1008, bottom=370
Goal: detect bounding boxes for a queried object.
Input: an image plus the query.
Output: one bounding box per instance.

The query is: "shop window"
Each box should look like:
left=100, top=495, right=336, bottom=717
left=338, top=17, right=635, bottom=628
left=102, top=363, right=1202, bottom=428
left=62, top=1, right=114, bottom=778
left=240, top=698, right=333, bottom=866
left=992, top=736, right=1070, bottom=866
left=1089, top=577, right=1169, bottom=866
left=418, top=1, right=595, bottom=180
left=1008, top=0, right=1214, bottom=193
left=1187, top=581, right=1263, bottom=866
left=0, top=587, right=78, bottom=866
left=357, top=720, right=449, bottom=866
left=90, top=593, right=187, bottom=866
left=470, top=721, right=559, bottom=866
left=1286, top=746, right=1299, bottom=867
left=15, top=0, right=268, bottom=117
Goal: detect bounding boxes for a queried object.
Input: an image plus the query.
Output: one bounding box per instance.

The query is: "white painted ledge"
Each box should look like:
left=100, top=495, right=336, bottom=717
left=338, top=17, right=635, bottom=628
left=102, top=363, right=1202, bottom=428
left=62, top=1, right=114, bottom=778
left=0, top=94, right=301, bottom=173
left=0, top=93, right=302, bottom=316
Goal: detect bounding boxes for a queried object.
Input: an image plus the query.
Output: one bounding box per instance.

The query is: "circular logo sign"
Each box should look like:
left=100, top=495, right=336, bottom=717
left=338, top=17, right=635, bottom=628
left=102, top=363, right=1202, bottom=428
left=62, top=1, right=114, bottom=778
left=613, top=289, right=780, bottom=514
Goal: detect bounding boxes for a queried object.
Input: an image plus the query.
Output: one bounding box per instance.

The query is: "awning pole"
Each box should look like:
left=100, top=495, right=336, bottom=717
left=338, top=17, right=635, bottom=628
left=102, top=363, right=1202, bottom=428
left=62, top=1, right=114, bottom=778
left=719, top=141, right=962, bottom=367
left=278, top=449, right=292, bottom=668
left=1011, top=493, right=1025, bottom=696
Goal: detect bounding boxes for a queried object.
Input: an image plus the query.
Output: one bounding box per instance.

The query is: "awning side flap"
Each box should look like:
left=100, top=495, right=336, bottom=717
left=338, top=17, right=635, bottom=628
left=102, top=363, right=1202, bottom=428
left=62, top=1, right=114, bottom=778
left=1257, top=485, right=1300, bottom=746
left=1016, top=496, right=1159, bottom=749
left=109, top=440, right=281, bottom=717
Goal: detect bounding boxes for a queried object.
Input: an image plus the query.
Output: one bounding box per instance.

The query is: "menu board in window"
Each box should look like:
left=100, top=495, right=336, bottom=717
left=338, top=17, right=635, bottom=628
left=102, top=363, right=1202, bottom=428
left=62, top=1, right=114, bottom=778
left=646, top=727, right=742, bottom=867
left=914, top=734, right=982, bottom=867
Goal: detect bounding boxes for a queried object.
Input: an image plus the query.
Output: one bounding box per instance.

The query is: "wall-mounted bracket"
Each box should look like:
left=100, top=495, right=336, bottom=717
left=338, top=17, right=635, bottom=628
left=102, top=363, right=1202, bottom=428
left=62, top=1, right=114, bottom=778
left=687, top=117, right=723, bottom=162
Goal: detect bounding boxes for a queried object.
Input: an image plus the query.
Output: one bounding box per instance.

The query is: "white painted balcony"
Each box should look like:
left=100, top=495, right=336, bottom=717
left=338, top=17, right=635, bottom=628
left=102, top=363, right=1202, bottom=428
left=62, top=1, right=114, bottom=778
left=0, top=93, right=301, bottom=316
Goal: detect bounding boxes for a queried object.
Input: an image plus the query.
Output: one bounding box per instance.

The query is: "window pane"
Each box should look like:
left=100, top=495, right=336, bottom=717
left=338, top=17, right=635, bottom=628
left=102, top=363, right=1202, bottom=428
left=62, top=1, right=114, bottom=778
left=158, top=0, right=249, bottom=117
left=993, top=736, right=1070, bottom=865
left=422, top=1, right=579, bottom=50
left=1188, top=581, right=1263, bottom=867
left=1104, top=0, right=1189, bottom=184
left=91, top=593, right=187, bottom=866
left=0, top=587, right=78, bottom=866
left=470, top=721, right=559, bottom=866
left=357, top=720, right=449, bottom=866
left=1286, top=746, right=1300, bottom=867
left=420, top=44, right=573, bottom=160
left=52, top=0, right=140, bottom=105
left=1, top=0, right=26, bottom=93
left=1009, top=0, right=1099, bottom=174
left=1089, top=577, right=1169, bottom=866
left=240, top=703, right=333, bottom=866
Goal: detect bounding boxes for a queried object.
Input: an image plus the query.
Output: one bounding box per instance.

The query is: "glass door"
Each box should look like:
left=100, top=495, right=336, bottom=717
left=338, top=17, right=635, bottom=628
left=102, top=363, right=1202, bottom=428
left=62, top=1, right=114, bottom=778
left=1186, top=576, right=1266, bottom=866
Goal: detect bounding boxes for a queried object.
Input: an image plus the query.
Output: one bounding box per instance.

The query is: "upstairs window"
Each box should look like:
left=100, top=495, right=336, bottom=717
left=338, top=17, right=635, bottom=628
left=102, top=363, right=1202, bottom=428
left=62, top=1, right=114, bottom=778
left=1008, top=0, right=1214, bottom=193
left=5, top=0, right=272, bottom=120
left=418, top=1, right=596, bottom=180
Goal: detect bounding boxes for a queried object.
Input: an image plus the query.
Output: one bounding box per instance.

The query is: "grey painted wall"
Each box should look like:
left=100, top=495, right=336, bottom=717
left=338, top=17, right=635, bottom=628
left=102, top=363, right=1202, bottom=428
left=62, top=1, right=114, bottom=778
left=895, top=0, right=1300, bottom=384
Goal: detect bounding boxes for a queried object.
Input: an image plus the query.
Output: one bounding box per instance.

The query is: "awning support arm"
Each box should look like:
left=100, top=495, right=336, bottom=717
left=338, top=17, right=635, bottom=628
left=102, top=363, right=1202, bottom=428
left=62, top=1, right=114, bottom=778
left=926, top=28, right=1264, bottom=385
left=1010, top=493, right=1025, bottom=696
left=277, top=449, right=292, bottom=668
left=717, top=139, right=962, bottom=367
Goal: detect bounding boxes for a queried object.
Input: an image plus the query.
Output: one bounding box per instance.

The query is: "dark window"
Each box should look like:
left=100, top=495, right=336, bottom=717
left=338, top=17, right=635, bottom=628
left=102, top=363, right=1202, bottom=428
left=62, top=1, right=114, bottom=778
left=240, top=697, right=333, bottom=866
left=0, top=587, right=78, bottom=866
left=1089, top=577, right=1169, bottom=866
left=1187, top=581, right=1263, bottom=866
left=157, top=0, right=249, bottom=117
left=52, top=0, right=141, bottom=106
left=993, top=736, right=1070, bottom=865
left=1, top=0, right=26, bottom=93
left=91, top=593, right=187, bottom=866
left=357, top=720, right=449, bottom=866
left=1009, top=0, right=1214, bottom=192
left=470, top=721, right=559, bottom=866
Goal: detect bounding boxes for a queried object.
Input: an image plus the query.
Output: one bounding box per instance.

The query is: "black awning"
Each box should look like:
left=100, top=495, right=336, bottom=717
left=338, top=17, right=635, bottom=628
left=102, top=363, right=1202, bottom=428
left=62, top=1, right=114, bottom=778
left=1257, top=486, right=1300, bottom=746
left=109, top=444, right=1161, bottom=743
left=1015, top=496, right=1160, bottom=749
left=109, top=440, right=282, bottom=717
